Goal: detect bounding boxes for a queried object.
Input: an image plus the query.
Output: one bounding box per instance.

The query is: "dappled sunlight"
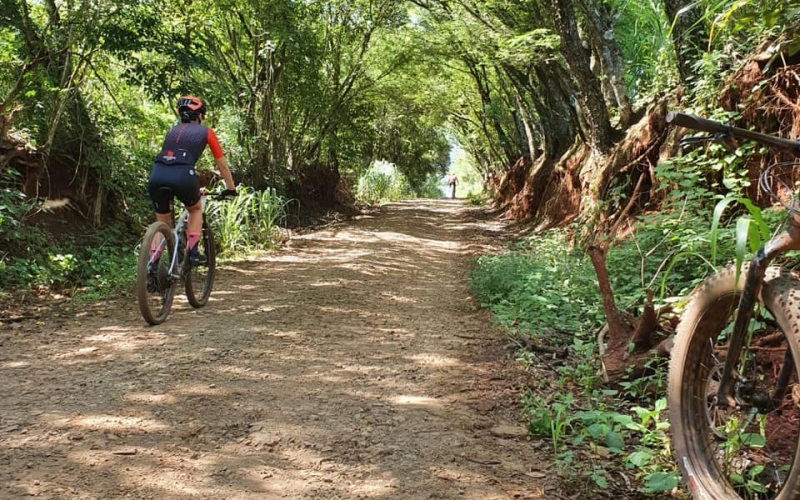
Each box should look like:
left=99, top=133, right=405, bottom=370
left=77, top=328, right=178, bottom=356
left=408, top=353, right=461, bottom=368
left=0, top=200, right=544, bottom=498
left=214, top=364, right=282, bottom=381
left=50, top=346, right=107, bottom=363
left=68, top=448, right=222, bottom=497
left=392, top=395, right=442, bottom=406
left=260, top=329, right=302, bottom=338
left=85, top=327, right=171, bottom=343
left=173, top=383, right=225, bottom=397
left=45, top=413, right=169, bottom=433
left=379, top=291, right=416, bottom=304
left=2, top=360, right=31, bottom=368
left=124, top=392, right=178, bottom=405
left=347, top=478, right=398, bottom=497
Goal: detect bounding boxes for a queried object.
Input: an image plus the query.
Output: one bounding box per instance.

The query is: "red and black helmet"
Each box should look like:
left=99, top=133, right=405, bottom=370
left=176, top=95, right=207, bottom=121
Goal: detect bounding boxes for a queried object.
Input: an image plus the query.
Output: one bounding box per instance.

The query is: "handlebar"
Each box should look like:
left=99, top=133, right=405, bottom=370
left=666, top=111, right=800, bottom=156
left=200, top=188, right=237, bottom=200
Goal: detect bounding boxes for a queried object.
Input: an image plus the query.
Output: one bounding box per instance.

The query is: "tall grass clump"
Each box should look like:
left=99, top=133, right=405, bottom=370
left=355, top=160, right=411, bottom=204
left=207, top=184, right=290, bottom=255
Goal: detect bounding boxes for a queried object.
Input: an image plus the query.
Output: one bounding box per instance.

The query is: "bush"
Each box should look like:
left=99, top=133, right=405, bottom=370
left=355, top=161, right=411, bottom=204
left=206, top=184, right=290, bottom=255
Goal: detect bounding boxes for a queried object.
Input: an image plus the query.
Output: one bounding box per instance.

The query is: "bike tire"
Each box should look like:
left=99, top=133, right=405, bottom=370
left=136, top=222, right=177, bottom=325
left=668, top=264, right=800, bottom=499
left=185, top=216, right=216, bottom=308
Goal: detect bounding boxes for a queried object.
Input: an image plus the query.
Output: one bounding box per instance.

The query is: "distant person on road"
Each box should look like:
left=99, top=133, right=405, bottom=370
left=446, top=173, right=458, bottom=199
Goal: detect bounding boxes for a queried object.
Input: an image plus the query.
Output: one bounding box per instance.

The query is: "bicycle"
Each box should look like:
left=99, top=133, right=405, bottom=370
left=135, top=188, right=219, bottom=325
left=666, top=111, right=800, bottom=499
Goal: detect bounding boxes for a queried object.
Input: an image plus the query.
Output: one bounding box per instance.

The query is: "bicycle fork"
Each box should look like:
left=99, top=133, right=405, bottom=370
left=715, top=220, right=800, bottom=410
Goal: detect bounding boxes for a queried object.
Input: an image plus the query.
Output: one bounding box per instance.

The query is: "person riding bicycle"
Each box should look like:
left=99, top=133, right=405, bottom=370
left=148, top=95, right=236, bottom=266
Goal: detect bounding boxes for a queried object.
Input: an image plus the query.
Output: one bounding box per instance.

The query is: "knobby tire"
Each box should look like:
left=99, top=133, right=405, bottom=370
left=185, top=216, right=216, bottom=308
left=668, top=264, right=800, bottom=499
left=136, top=222, right=177, bottom=325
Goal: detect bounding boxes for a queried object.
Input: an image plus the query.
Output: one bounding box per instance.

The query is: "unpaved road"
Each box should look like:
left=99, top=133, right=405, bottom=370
left=1, top=199, right=557, bottom=499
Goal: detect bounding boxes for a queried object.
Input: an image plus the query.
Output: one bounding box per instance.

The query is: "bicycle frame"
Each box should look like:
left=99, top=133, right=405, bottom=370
left=149, top=190, right=208, bottom=280
left=667, top=111, right=800, bottom=410
left=716, top=218, right=800, bottom=409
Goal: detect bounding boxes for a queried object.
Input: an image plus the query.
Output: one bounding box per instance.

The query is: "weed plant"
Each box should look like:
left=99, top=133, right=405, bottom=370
left=0, top=181, right=290, bottom=300
left=469, top=170, right=786, bottom=495
left=469, top=228, right=688, bottom=495
left=470, top=230, right=604, bottom=339
left=355, top=161, right=412, bottom=204
left=206, top=184, right=290, bottom=255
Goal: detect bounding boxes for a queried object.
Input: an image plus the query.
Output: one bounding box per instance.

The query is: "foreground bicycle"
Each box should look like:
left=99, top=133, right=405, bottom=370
left=666, top=111, right=800, bottom=499
left=136, top=188, right=220, bottom=325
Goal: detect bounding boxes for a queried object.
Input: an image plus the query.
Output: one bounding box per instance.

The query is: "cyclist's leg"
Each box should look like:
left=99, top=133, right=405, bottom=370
left=185, top=201, right=203, bottom=250
left=172, top=168, right=203, bottom=264
left=147, top=165, right=176, bottom=259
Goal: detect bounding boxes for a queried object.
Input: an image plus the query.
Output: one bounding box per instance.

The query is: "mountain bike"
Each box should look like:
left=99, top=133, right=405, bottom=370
left=136, top=188, right=219, bottom=325
left=666, top=111, right=800, bottom=499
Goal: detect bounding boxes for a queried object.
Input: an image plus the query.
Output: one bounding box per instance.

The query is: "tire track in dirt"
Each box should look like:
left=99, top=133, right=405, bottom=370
left=0, top=199, right=557, bottom=499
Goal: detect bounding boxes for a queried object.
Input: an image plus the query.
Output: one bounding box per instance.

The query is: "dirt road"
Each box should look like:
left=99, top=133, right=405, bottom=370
left=1, top=199, right=556, bottom=499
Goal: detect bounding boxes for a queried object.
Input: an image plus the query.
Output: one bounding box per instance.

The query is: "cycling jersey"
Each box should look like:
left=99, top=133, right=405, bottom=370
left=154, top=123, right=223, bottom=166
left=148, top=123, right=224, bottom=213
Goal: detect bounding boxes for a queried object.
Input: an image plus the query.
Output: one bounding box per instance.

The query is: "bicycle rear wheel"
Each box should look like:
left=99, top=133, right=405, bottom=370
left=668, top=264, right=800, bottom=499
left=185, top=216, right=216, bottom=308
left=136, top=222, right=177, bottom=325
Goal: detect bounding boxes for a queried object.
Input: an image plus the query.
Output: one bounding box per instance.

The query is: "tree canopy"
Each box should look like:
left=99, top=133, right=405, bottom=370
left=1, top=0, right=799, bottom=228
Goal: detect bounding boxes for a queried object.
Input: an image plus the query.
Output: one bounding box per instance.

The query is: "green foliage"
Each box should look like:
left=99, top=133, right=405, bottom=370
left=470, top=226, right=695, bottom=493
left=206, top=184, right=290, bottom=255
left=415, top=173, right=448, bottom=199
left=710, top=195, right=771, bottom=272
left=465, top=192, right=486, bottom=206
left=602, top=137, right=772, bottom=309
left=355, top=161, right=412, bottom=204
left=0, top=229, right=136, bottom=300
left=524, top=391, right=574, bottom=452
left=0, top=170, right=43, bottom=256
left=470, top=230, right=604, bottom=336
left=73, top=247, right=137, bottom=301
left=610, top=0, right=678, bottom=100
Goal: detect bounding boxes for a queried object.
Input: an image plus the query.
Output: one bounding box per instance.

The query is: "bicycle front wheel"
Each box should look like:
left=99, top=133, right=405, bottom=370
left=185, top=216, right=216, bottom=308
left=668, top=264, right=800, bottom=499
left=136, top=222, right=177, bottom=325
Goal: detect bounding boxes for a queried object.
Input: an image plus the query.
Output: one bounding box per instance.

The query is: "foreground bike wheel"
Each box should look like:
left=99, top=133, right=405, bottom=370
left=668, top=264, right=800, bottom=499
left=136, top=222, right=176, bottom=325
left=185, top=217, right=216, bottom=308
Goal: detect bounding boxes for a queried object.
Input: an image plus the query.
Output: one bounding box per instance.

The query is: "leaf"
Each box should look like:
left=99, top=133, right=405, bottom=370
left=626, top=450, right=653, bottom=467
left=741, top=433, right=766, bottom=447
left=605, top=431, right=625, bottom=451
left=710, top=196, right=738, bottom=264
left=643, top=472, right=679, bottom=492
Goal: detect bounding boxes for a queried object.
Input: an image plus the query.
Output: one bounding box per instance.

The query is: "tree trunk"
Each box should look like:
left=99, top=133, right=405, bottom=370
left=550, top=0, right=614, bottom=153
left=663, top=0, right=708, bottom=84
left=574, top=0, right=634, bottom=128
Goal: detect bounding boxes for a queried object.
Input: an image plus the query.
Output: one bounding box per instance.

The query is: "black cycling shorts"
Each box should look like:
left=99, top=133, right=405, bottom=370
left=148, top=163, right=201, bottom=214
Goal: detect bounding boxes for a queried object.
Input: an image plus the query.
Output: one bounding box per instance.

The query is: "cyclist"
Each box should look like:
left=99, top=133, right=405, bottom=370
left=446, top=173, right=458, bottom=199
left=148, top=95, right=236, bottom=265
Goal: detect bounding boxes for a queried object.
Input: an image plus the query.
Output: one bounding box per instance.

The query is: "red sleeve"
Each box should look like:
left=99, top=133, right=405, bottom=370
left=207, top=128, right=224, bottom=159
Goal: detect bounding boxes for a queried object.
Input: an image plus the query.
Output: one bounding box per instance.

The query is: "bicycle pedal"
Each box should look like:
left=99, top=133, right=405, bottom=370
left=189, top=254, right=208, bottom=267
